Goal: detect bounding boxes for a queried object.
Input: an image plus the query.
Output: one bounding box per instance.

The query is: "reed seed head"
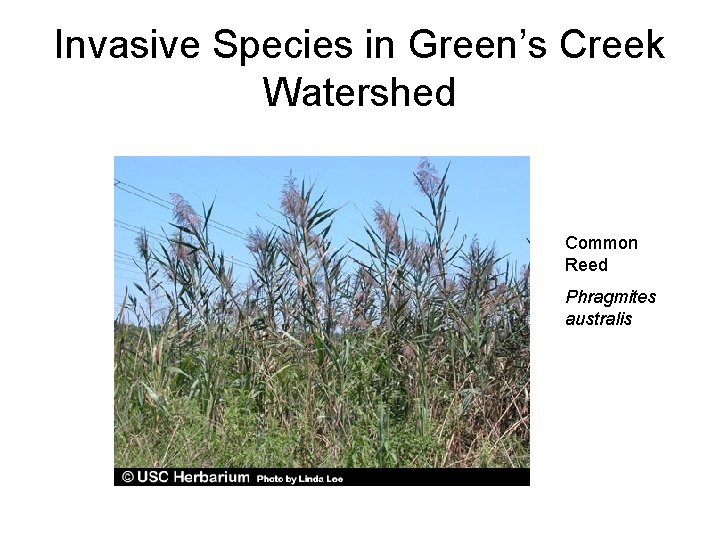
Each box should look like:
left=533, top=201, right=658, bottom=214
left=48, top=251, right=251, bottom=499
left=280, top=173, right=308, bottom=223
left=135, top=228, right=150, bottom=261
left=170, top=193, right=201, bottom=231
left=246, top=227, right=269, bottom=254
left=414, top=157, right=441, bottom=197
left=373, top=203, right=402, bottom=253
left=407, top=240, right=432, bottom=272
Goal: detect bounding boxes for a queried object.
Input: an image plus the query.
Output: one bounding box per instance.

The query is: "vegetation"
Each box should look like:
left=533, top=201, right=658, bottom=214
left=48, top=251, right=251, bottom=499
left=114, top=159, right=530, bottom=467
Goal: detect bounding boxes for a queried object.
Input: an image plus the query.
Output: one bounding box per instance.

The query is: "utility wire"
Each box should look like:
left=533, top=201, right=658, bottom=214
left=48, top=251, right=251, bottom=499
left=115, top=178, right=247, bottom=239
left=114, top=250, right=137, bottom=260
left=115, top=273, right=144, bottom=281
left=115, top=184, right=172, bottom=210
left=114, top=220, right=253, bottom=269
left=114, top=220, right=165, bottom=242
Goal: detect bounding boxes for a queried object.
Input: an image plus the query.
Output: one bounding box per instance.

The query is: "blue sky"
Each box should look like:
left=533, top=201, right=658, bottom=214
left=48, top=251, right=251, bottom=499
left=114, top=156, right=529, bottom=313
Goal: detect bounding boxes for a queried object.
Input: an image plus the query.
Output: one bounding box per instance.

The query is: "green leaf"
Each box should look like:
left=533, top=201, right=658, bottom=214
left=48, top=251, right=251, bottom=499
left=167, top=366, right=190, bottom=378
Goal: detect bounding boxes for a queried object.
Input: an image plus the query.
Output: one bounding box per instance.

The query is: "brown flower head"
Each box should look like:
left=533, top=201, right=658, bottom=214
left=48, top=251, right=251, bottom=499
left=414, top=158, right=441, bottom=197
left=373, top=203, right=402, bottom=253
left=172, top=234, right=191, bottom=263
left=407, top=240, right=431, bottom=272
left=351, top=316, right=369, bottom=331
left=401, top=343, right=416, bottom=361
left=360, top=266, right=375, bottom=288
left=170, top=193, right=201, bottom=231
left=246, top=227, right=269, bottom=254
left=135, top=228, right=150, bottom=261
left=280, top=173, right=308, bottom=223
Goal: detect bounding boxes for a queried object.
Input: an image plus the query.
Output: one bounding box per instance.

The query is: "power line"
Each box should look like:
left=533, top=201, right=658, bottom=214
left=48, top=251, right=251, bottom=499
left=124, top=157, right=205, bottom=197
left=115, top=204, right=256, bottom=275
left=115, top=178, right=247, bottom=240
left=228, top=157, right=284, bottom=186
left=125, top=155, right=278, bottom=212
left=114, top=250, right=137, bottom=260
left=114, top=221, right=254, bottom=271
left=114, top=258, right=143, bottom=268
left=115, top=179, right=169, bottom=206
left=114, top=261, right=142, bottom=271
left=115, top=273, right=143, bottom=281
left=115, top=184, right=172, bottom=211
left=114, top=219, right=166, bottom=242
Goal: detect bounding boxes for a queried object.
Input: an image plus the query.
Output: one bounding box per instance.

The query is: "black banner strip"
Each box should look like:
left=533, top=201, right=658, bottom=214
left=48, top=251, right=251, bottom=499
left=115, top=467, right=529, bottom=486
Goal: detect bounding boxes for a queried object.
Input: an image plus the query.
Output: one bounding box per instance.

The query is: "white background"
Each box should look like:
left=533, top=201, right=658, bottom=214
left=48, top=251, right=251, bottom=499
left=3, top=1, right=718, bottom=538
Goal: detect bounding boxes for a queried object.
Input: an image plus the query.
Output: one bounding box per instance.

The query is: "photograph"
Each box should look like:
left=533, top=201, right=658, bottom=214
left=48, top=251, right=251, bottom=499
left=114, top=156, right=530, bottom=472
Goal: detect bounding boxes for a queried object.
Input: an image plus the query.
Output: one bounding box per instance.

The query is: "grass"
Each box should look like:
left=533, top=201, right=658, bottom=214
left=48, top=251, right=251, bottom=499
left=114, top=159, right=530, bottom=468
